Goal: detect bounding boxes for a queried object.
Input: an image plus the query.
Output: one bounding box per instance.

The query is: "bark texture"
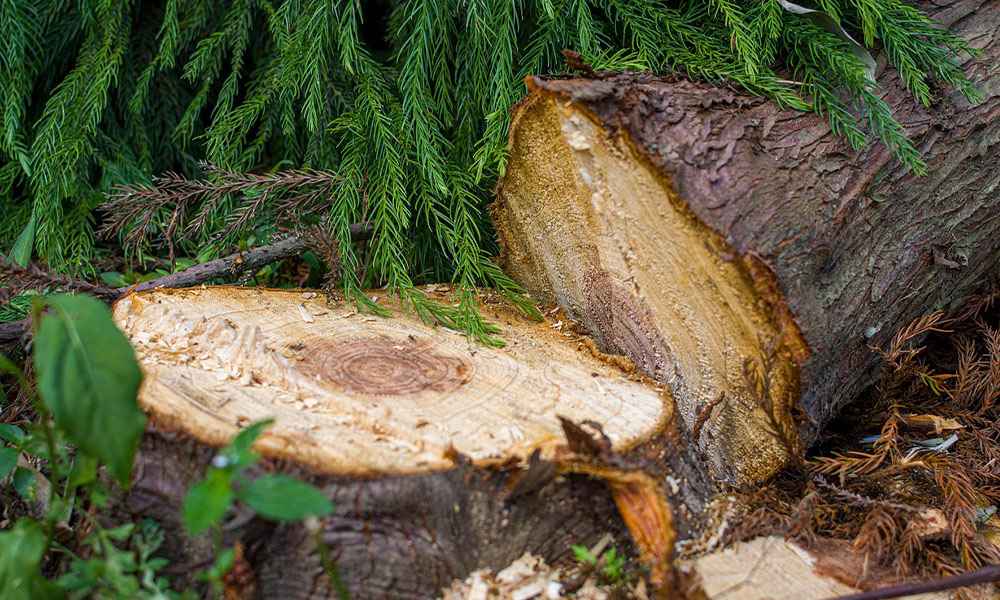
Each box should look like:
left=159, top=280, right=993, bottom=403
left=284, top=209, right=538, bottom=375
left=113, top=287, right=682, bottom=599
left=493, top=1, right=1000, bottom=484
left=130, top=429, right=627, bottom=600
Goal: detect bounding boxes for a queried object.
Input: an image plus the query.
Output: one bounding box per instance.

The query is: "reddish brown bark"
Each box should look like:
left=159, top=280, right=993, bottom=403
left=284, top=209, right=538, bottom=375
left=494, top=1, right=1000, bottom=481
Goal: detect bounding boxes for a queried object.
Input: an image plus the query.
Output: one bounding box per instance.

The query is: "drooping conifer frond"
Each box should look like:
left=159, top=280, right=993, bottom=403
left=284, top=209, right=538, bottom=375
left=0, top=0, right=981, bottom=340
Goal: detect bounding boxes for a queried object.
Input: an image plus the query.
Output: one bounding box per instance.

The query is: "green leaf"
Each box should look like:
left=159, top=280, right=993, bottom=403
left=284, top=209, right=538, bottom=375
left=12, top=467, right=36, bottom=501
left=47, top=497, right=72, bottom=524
left=99, top=271, right=129, bottom=288
left=0, top=447, right=18, bottom=478
left=600, top=547, right=625, bottom=581
left=0, top=519, right=62, bottom=600
left=104, top=523, right=135, bottom=542
left=20, top=425, right=57, bottom=461
left=0, top=424, right=24, bottom=445
left=33, top=294, right=146, bottom=485
left=182, top=467, right=234, bottom=534
left=67, top=454, right=98, bottom=492
left=238, top=474, right=333, bottom=521
left=7, top=211, right=35, bottom=266
left=222, top=419, right=273, bottom=469
left=199, top=546, right=235, bottom=583
left=572, top=545, right=597, bottom=565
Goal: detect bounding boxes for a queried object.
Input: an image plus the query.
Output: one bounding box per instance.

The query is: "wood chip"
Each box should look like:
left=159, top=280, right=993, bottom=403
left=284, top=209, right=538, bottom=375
left=510, top=580, right=543, bottom=600
left=296, top=304, right=314, bottom=323
left=466, top=573, right=489, bottom=600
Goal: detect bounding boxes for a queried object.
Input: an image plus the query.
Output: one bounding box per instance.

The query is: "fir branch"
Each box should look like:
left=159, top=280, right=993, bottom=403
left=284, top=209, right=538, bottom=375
left=100, top=163, right=349, bottom=256
left=0, top=0, right=983, bottom=340
left=0, top=255, right=116, bottom=305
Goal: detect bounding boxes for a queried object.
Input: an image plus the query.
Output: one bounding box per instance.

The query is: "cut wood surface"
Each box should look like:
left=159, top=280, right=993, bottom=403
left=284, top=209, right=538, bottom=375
left=113, top=286, right=668, bottom=475
left=686, top=537, right=956, bottom=600
left=112, top=286, right=678, bottom=598
left=492, top=0, right=1000, bottom=485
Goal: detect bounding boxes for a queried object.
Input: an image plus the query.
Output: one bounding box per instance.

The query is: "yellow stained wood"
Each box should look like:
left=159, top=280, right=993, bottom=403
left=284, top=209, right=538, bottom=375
left=493, top=95, right=800, bottom=483
left=112, top=286, right=670, bottom=476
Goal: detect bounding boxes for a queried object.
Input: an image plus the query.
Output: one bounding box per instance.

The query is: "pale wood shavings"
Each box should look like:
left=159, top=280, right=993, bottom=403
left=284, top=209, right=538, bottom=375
left=297, top=303, right=315, bottom=323
left=437, top=548, right=659, bottom=600
left=438, top=554, right=584, bottom=600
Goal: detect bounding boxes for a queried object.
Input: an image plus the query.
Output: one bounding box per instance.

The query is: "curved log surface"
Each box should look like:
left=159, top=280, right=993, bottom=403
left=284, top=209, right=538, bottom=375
left=493, top=0, right=1000, bottom=484
left=132, top=430, right=625, bottom=599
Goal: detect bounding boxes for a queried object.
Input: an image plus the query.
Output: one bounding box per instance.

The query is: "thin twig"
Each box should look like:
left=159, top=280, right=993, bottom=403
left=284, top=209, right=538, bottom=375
left=0, top=223, right=372, bottom=346
left=812, top=475, right=921, bottom=514
left=823, top=565, right=1000, bottom=600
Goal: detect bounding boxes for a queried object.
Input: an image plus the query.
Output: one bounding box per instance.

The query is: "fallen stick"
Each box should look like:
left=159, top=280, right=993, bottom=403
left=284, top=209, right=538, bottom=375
left=0, top=222, right=372, bottom=345
left=825, top=565, right=1000, bottom=600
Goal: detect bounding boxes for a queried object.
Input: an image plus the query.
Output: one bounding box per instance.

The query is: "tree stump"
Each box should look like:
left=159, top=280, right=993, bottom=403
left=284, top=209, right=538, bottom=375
left=112, top=286, right=683, bottom=599
left=491, top=0, right=1000, bottom=485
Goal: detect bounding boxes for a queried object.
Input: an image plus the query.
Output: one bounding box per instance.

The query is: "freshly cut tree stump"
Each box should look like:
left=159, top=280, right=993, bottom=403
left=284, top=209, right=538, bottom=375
left=112, top=286, right=679, bottom=599
left=492, top=0, right=1000, bottom=485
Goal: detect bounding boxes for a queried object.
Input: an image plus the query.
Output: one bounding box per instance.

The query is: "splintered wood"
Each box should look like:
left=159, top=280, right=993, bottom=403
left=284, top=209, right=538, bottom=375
left=493, top=94, right=802, bottom=484
left=112, top=286, right=671, bottom=475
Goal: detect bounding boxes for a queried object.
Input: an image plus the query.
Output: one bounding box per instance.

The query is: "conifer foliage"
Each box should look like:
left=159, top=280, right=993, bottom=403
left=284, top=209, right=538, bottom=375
left=0, top=0, right=980, bottom=340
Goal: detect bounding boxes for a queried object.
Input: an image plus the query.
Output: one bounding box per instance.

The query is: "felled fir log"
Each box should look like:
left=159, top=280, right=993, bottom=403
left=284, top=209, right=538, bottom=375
left=491, top=1, right=1000, bottom=484
left=112, top=286, right=687, bottom=599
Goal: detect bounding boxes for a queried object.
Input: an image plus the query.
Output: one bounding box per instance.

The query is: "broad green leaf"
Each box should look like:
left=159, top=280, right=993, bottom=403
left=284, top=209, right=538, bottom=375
left=0, top=519, right=62, bottom=600
left=238, top=475, right=333, bottom=521
left=300, top=252, right=321, bottom=271
left=67, top=454, right=98, bottom=492
left=0, top=424, right=24, bottom=445
left=7, top=211, right=35, bottom=266
left=0, top=447, right=18, bottom=478
left=33, top=294, right=146, bottom=484
left=182, top=468, right=234, bottom=534
left=99, top=271, right=129, bottom=287
left=12, top=467, right=36, bottom=501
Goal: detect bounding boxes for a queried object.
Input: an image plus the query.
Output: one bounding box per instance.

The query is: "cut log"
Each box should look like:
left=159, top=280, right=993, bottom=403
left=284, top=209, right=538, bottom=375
left=684, top=537, right=962, bottom=600
left=112, top=286, right=683, bottom=599
left=491, top=1, right=1000, bottom=485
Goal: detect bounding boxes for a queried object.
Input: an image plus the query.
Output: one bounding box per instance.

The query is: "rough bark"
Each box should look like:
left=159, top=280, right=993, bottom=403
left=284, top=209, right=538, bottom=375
left=492, top=1, right=1000, bottom=485
left=131, top=429, right=626, bottom=600
left=113, top=286, right=685, bottom=599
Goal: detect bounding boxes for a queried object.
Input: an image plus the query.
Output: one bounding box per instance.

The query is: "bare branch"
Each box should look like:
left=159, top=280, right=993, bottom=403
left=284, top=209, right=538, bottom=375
left=825, top=564, right=1000, bottom=600
left=0, top=222, right=372, bottom=347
